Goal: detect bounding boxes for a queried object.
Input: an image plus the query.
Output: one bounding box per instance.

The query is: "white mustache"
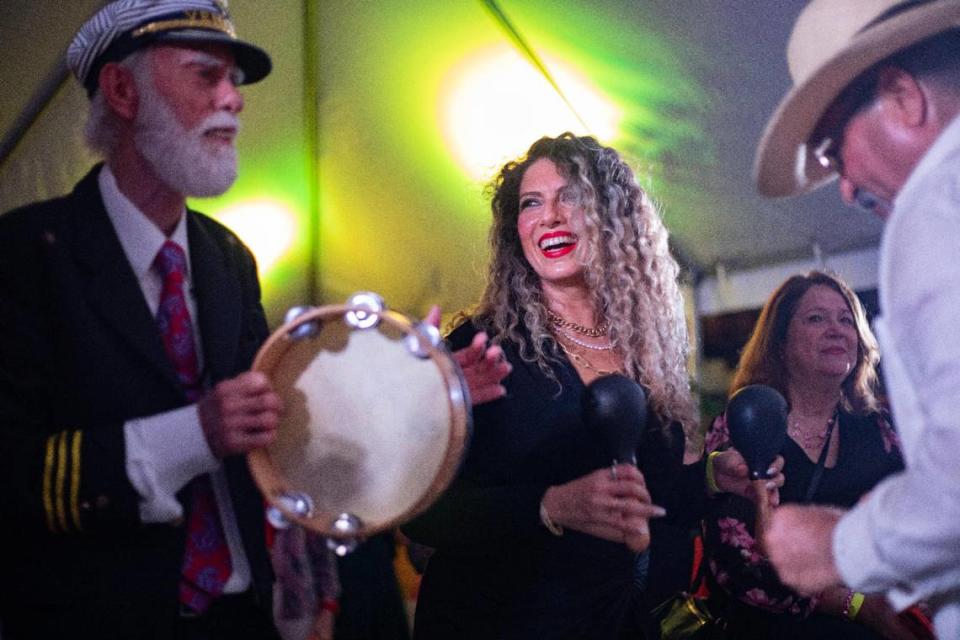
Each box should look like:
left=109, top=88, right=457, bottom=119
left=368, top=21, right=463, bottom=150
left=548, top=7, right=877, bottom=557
left=196, top=112, right=241, bottom=135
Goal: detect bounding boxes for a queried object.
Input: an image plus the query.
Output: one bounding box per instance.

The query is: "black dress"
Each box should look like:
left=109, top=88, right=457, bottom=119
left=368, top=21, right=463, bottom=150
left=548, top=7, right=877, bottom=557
left=334, top=532, right=411, bottom=640
left=403, top=320, right=701, bottom=640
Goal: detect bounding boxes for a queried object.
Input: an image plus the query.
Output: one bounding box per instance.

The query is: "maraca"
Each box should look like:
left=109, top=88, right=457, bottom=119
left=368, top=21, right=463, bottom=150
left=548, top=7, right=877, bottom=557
left=583, top=374, right=649, bottom=552
left=724, top=384, right=787, bottom=552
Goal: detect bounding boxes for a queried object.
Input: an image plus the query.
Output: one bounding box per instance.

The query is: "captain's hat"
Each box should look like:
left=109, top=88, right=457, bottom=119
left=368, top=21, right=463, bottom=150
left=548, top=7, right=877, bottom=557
left=67, top=0, right=272, bottom=96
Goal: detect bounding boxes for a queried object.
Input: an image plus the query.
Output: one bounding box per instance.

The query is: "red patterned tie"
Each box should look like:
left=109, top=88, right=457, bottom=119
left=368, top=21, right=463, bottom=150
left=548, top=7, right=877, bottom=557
left=153, top=240, right=232, bottom=613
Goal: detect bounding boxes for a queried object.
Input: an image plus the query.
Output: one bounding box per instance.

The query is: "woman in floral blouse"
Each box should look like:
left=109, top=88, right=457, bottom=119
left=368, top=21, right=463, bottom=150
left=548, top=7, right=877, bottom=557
left=703, top=271, right=915, bottom=639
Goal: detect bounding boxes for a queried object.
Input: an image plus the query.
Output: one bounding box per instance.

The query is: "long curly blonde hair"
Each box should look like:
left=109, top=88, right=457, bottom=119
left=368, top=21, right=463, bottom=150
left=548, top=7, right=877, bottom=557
left=472, top=133, right=698, bottom=435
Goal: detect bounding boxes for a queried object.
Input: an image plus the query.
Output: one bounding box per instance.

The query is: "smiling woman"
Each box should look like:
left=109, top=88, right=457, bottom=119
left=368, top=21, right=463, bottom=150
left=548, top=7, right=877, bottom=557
left=782, top=284, right=858, bottom=390
left=516, top=157, right=588, bottom=289
left=700, top=270, right=906, bottom=639
left=402, top=133, right=706, bottom=639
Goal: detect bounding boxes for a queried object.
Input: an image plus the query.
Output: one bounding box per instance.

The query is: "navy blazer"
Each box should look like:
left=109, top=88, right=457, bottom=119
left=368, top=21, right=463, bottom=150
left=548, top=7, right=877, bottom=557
left=0, top=166, right=272, bottom=639
left=404, top=319, right=700, bottom=640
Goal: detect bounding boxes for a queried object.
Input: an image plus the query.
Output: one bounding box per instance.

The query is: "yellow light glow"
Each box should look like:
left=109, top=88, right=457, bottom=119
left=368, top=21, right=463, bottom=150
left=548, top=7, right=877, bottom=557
left=213, top=200, right=298, bottom=274
left=440, top=45, right=621, bottom=181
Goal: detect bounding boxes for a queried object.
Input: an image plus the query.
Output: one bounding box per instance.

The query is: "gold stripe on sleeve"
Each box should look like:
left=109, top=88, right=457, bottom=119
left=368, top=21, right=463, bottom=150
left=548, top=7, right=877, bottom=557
left=55, top=431, right=70, bottom=533
left=69, top=430, right=83, bottom=532
left=42, top=435, right=57, bottom=533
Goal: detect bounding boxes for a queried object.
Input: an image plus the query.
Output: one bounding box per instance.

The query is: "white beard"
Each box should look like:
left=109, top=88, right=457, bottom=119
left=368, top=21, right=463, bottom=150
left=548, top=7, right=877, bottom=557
left=133, top=81, right=240, bottom=197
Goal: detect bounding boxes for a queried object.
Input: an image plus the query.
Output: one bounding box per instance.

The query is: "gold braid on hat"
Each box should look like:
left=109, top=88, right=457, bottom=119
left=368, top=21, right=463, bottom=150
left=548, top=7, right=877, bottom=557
left=132, top=10, right=236, bottom=39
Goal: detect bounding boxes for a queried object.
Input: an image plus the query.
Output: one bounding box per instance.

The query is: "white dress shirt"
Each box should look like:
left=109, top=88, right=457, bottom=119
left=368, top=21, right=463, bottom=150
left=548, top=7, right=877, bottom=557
left=833, top=115, right=960, bottom=639
left=99, top=166, right=251, bottom=593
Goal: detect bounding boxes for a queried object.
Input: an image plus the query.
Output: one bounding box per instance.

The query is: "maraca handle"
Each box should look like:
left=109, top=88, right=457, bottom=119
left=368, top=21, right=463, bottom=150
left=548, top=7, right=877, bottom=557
left=753, top=478, right=773, bottom=555
left=612, top=460, right=649, bottom=553
left=625, top=529, right=650, bottom=553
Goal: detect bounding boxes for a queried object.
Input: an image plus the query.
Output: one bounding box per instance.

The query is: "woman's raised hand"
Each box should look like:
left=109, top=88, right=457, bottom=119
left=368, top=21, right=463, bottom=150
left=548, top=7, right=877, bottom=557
left=713, top=449, right=785, bottom=507
left=424, top=306, right=512, bottom=406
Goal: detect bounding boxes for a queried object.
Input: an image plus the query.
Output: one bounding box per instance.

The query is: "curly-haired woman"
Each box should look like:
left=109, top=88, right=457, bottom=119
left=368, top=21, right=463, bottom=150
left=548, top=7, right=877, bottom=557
left=403, top=133, right=760, bottom=639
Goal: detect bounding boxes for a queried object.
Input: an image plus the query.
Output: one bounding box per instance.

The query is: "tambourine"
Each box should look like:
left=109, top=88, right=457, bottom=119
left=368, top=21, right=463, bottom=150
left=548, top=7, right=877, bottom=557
left=247, top=292, right=470, bottom=554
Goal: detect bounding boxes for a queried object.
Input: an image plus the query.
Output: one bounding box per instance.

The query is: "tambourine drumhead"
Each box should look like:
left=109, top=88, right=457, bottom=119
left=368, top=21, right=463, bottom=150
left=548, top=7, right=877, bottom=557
left=248, top=302, right=470, bottom=540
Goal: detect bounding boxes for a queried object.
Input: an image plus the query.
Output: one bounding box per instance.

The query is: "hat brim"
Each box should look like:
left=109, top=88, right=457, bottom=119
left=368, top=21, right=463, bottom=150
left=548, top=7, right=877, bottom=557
left=152, top=29, right=272, bottom=85
left=754, top=2, right=960, bottom=198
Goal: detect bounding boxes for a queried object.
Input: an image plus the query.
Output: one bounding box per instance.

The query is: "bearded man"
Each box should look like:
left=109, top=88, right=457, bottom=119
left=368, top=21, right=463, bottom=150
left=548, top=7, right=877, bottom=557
left=0, top=2, right=284, bottom=639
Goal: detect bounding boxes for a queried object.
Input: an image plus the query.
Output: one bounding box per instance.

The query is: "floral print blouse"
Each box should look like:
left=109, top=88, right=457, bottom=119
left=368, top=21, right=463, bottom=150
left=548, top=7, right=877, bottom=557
left=703, top=408, right=903, bottom=617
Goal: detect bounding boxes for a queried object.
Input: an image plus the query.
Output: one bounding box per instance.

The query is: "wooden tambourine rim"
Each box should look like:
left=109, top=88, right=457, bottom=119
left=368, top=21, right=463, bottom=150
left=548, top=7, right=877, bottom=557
left=247, top=303, right=470, bottom=540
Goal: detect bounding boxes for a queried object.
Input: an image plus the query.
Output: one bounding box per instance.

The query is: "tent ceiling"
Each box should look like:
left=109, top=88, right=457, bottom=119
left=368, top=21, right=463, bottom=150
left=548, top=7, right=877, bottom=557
left=0, top=1, right=103, bottom=142
left=0, top=0, right=885, bottom=279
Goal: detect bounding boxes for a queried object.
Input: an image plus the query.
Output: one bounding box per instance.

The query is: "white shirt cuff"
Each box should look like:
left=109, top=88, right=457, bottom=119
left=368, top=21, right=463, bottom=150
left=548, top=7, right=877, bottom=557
left=125, top=404, right=220, bottom=522
left=834, top=491, right=915, bottom=610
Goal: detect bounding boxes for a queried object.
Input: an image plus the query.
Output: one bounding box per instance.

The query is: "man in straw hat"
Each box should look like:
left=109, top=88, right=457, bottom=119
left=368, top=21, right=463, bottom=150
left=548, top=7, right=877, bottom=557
left=0, top=1, right=285, bottom=638
left=756, top=1, right=960, bottom=637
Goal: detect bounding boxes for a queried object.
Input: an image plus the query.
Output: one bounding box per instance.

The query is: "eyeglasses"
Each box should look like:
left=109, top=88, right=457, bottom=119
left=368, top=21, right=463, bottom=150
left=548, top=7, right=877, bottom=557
left=810, top=75, right=891, bottom=217
left=813, top=136, right=891, bottom=215
left=813, top=136, right=841, bottom=173
left=810, top=67, right=882, bottom=170
left=810, top=95, right=865, bottom=176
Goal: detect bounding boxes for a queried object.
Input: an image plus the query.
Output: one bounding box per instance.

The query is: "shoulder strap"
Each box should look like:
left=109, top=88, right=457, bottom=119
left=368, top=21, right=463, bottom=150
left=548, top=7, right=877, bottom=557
left=802, top=410, right=839, bottom=503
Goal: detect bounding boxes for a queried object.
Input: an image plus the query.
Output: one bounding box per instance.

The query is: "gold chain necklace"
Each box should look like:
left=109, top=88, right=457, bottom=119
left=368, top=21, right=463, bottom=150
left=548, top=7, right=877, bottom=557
left=556, top=340, right=623, bottom=376
left=547, top=309, right=608, bottom=337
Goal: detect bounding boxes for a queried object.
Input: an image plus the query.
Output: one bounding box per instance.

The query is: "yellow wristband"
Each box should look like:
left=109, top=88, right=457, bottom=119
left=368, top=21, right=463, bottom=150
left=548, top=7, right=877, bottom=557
left=706, top=451, right=723, bottom=495
left=843, top=591, right=865, bottom=621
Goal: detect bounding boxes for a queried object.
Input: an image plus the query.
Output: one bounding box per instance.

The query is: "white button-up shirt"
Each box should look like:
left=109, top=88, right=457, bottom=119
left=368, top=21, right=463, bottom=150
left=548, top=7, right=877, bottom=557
left=833, top=115, right=960, bottom=639
left=100, top=166, right=251, bottom=593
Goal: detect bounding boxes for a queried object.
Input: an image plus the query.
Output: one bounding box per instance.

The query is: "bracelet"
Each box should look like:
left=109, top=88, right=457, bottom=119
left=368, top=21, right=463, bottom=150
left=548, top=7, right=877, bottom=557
left=842, top=590, right=864, bottom=621
left=705, top=451, right=723, bottom=494
left=539, top=501, right=564, bottom=536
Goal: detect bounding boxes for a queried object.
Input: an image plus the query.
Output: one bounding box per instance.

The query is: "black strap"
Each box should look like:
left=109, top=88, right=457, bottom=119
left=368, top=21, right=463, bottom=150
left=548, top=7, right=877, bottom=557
left=802, top=411, right=839, bottom=503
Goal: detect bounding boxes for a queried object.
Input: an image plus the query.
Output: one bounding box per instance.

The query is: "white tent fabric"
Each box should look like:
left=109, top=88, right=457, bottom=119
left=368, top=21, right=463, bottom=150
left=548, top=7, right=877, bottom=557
left=0, top=0, right=883, bottom=318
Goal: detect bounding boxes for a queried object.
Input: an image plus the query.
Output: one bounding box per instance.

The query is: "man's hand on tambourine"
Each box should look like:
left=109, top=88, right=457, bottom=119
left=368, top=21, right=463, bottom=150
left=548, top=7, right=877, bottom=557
left=198, top=371, right=282, bottom=458
left=425, top=306, right=512, bottom=406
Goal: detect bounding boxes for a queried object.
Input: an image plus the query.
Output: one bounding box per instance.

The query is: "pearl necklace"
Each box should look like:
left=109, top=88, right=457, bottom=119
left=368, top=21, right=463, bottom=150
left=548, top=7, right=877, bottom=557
left=554, top=325, right=613, bottom=351
left=788, top=407, right=839, bottom=449
left=547, top=309, right=608, bottom=337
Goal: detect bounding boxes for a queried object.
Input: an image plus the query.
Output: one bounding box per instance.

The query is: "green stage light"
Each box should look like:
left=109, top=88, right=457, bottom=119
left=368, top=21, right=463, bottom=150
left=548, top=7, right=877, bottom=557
left=439, top=44, right=621, bottom=180
left=440, top=44, right=621, bottom=181
left=213, top=199, right=298, bottom=276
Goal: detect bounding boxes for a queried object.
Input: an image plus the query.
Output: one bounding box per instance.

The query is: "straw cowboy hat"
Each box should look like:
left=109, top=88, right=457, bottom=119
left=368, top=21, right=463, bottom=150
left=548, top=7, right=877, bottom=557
left=754, top=0, right=960, bottom=198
